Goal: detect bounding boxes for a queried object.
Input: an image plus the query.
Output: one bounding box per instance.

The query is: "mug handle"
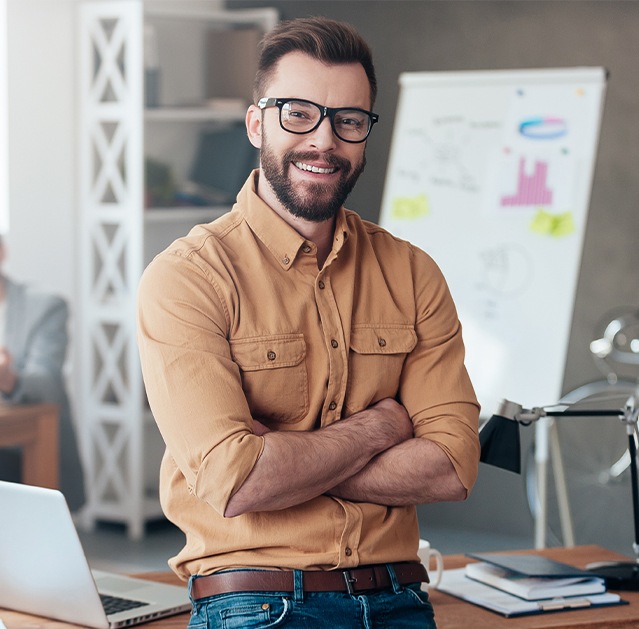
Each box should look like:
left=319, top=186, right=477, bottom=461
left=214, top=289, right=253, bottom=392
left=426, top=548, right=444, bottom=588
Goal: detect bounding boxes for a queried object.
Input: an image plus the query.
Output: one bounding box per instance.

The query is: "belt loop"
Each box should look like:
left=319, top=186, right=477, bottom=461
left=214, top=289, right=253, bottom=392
left=385, top=563, right=402, bottom=594
left=188, top=575, right=203, bottom=607
left=293, top=569, right=304, bottom=602
left=187, top=575, right=196, bottom=602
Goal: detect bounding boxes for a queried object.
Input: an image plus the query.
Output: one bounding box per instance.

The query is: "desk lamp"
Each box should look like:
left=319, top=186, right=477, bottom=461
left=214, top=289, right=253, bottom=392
left=480, top=388, right=639, bottom=590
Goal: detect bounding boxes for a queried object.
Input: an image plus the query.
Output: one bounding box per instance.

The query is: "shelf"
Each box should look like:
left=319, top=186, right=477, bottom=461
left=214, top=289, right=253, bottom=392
left=144, top=5, right=278, bottom=29
left=144, top=106, right=247, bottom=123
left=144, top=206, right=229, bottom=223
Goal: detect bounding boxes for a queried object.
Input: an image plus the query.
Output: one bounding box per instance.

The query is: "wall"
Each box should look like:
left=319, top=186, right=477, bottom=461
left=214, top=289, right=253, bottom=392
left=6, top=0, right=77, bottom=298
left=0, top=0, right=8, bottom=234
left=6, top=0, right=80, bottom=433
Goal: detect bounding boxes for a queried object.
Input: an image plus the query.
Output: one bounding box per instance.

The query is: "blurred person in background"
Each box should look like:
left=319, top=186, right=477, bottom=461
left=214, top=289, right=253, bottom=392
left=0, top=234, right=85, bottom=511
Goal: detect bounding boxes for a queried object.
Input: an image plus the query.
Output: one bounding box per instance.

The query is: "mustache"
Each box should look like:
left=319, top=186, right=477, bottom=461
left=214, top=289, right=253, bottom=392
left=284, top=151, right=352, bottom=173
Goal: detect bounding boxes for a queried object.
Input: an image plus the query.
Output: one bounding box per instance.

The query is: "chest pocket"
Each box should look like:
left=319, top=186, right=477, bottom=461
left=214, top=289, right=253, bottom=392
left=344, top=325, right=417, bottom=416
left=230, top=334, right=309, bottom=424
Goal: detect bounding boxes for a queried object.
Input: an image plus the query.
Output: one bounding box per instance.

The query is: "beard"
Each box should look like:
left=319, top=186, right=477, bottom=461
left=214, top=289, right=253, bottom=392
left=260, top=134, right=366, bottom=223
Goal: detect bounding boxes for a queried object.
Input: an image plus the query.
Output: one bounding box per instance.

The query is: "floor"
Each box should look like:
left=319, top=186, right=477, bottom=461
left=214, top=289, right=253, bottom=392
left=78, top=518, right=533, bottom=575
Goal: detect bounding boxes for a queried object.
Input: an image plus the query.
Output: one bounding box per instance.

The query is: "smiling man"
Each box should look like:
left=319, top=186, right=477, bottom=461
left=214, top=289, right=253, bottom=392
left=137, top=16, right=480, bottom=629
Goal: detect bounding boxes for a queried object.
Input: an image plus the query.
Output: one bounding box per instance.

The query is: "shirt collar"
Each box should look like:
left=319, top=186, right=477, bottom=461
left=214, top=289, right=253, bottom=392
left=238, top=170, right=350, bottom=270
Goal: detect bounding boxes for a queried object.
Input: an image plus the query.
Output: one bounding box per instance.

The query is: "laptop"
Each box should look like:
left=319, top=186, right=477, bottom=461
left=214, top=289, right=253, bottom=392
left=0, top=480, right=191, bottom=628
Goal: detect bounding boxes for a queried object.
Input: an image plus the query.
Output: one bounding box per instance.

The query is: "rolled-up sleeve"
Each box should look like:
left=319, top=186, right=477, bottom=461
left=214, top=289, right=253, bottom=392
left=137, top=249, right=264, bottom=516
left=400, top=246, right=480, bottom=493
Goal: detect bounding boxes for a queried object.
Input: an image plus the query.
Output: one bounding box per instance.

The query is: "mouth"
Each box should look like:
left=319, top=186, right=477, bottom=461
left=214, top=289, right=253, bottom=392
left=293, top=161, right=338, bottom=175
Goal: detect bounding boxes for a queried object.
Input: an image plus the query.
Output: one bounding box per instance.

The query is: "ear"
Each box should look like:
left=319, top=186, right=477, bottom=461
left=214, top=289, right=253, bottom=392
left=246, top=105, right=263, bottom=149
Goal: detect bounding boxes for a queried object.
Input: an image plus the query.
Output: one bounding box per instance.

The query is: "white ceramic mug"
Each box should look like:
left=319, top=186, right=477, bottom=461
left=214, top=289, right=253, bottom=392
left=417, top=538, right=444, bottom=588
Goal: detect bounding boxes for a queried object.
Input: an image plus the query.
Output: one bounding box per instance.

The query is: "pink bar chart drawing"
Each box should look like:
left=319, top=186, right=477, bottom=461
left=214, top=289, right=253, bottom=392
left=501, top=157, right=553, bottom=206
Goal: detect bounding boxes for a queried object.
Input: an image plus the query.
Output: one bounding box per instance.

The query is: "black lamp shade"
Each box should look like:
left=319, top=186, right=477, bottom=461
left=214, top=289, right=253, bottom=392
left=479, top=415, right=522, bottom=474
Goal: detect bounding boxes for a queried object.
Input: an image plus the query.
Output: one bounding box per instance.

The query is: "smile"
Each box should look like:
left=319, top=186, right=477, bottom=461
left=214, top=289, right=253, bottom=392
left=293, top=162, right=338, bottom=174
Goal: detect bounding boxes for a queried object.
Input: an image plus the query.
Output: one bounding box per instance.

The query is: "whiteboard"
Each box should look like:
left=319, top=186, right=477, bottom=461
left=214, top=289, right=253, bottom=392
left=379, top=68, right=607, bottom=416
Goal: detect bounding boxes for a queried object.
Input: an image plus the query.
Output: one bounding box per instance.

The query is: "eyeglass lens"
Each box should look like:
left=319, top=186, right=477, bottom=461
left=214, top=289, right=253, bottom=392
left=281, top=100, right=372, bottom=142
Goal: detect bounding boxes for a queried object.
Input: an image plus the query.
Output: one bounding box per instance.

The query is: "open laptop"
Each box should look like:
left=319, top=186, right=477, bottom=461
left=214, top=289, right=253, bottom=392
left=0, top=480, right=191, bottom=628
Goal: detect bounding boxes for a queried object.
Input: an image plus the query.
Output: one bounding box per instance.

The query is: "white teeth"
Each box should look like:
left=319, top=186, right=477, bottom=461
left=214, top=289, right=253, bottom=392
left=294, top=162, right=336, bottom=174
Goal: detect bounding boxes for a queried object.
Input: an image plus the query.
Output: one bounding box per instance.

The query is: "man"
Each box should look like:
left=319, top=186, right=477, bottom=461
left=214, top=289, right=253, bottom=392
left=0, top=235, right=85, bottom=511
left=138, top=16, right=479, bottom=628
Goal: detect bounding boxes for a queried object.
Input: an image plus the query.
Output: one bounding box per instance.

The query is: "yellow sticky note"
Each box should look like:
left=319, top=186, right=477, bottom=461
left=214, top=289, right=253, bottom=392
left=391, top=194, right=429, bottom=220
left=530, top=209, right=575, bottom=238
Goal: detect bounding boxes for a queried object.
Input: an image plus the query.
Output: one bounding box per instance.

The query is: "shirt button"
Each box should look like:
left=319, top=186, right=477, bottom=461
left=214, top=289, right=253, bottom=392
left=345, top=547, right=352, bottom=556
left=267, top=351, right=276, bottom=361
left=378, top=338, right=386, bottom=347
left=282, top=256, right=290, bottom=265
left=302, top=245, right=312, bottom=253
left=328, top=401, right=337, bottom=411
left=331, top=339, right=338, bottom=348
left=318, top=280, right=325, bottom=289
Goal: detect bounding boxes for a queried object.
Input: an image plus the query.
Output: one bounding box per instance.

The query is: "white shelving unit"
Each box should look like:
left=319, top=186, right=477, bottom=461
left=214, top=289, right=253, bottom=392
left=77, top=0, right=277, bottom=539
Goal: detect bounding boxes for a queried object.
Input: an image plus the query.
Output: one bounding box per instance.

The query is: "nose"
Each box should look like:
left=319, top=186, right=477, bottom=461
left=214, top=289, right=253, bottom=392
left=307, top=115, right=337, bottom=151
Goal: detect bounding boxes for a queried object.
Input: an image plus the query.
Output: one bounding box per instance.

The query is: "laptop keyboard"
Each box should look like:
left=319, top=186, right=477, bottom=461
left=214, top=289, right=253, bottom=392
left=101, top=593, right=148, bottom=615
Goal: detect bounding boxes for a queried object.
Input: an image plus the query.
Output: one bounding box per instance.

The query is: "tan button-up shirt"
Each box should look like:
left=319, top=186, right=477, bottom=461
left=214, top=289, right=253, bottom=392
left=137, top=172, right=480, bottom=580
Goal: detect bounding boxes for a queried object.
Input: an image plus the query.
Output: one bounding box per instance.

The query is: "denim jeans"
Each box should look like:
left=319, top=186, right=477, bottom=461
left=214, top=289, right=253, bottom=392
left=187, top=565, right=437, bottom=629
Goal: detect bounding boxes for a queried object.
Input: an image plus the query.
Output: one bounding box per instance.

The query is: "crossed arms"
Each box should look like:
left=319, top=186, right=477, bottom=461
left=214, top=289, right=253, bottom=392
left=224, top=397, right=468, bottom=518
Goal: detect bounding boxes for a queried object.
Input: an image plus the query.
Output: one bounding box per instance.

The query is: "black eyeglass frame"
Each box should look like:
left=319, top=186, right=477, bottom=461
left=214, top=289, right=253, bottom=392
left=257, top=97, right=379, bottom=144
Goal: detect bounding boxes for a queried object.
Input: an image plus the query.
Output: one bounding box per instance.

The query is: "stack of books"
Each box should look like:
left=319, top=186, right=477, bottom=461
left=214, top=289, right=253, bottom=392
left=437, top=552, right=625, bottom=617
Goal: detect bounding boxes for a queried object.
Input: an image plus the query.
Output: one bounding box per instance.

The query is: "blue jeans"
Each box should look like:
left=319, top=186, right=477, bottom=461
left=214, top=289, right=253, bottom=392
left=187, top=565, right=436, bottom=628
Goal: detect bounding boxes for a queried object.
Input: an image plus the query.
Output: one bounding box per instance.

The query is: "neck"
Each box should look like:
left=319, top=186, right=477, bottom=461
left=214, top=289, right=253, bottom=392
left=257, top=172, right=337, bottom=268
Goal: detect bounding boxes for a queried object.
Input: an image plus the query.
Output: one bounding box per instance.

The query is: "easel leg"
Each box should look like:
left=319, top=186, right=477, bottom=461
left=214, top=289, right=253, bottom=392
left=549, top=419, right=575, bottom=547
left=534, top=418, right=549, bottom=549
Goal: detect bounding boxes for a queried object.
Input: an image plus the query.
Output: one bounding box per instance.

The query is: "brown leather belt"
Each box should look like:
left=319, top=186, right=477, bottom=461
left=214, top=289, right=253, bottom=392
left=191, top=562, right=429, bottom=600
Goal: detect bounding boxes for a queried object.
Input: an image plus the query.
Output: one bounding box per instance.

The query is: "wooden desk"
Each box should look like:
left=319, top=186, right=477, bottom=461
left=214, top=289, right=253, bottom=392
left=430, top=545, right=639, bottom=628
left=0, top=546, right=638, bottom=628
left=0, top=403, right=59, bottom=489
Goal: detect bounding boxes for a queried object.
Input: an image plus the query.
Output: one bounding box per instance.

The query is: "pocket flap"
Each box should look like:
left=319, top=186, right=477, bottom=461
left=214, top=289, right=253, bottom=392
left=230, top=334, right=306, bottom=371
left=350, top=326, right=417, bottom=355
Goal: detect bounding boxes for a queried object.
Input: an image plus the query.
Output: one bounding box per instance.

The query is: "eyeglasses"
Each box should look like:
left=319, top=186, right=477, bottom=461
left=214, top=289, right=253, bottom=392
left=258, top=97, right=379, bottom=144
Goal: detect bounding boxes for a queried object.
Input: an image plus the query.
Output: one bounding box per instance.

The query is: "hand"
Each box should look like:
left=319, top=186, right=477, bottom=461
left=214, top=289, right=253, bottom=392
left=0, top=347, right=17, bottom=394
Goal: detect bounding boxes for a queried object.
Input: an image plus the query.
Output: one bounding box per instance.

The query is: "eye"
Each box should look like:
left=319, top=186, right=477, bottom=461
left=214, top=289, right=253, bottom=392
left=337, top=116, right=364, bottom=129
left=335, top=110, right=367, bottom=127
left=288, top=110, right=312, bottom=121
left=283, top=101, right=317, bottom=123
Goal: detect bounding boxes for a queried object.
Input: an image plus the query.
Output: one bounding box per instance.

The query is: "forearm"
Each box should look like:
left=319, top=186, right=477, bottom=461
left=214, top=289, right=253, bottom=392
left=224, top=398, right=412, bottom=517
left=329, top=437, right=467, bottom=506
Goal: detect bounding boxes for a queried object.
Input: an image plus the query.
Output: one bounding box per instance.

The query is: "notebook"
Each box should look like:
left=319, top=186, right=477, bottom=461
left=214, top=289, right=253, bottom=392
left=465, top=560, right=605, bottom=600
left=0, top=480, right=191, bottom=628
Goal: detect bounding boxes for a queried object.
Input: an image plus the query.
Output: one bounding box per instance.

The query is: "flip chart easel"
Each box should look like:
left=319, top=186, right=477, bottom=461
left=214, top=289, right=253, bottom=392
left=379, top=67, right=607, bottom=547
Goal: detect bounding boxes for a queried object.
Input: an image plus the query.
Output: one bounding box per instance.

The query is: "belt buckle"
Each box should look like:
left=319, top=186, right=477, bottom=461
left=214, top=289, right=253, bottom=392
left=342, top=570, right=357, bottom=595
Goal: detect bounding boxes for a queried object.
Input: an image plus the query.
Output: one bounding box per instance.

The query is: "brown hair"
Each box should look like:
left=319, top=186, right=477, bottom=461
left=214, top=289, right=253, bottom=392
left=254, top=16, right=377, bottom=107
